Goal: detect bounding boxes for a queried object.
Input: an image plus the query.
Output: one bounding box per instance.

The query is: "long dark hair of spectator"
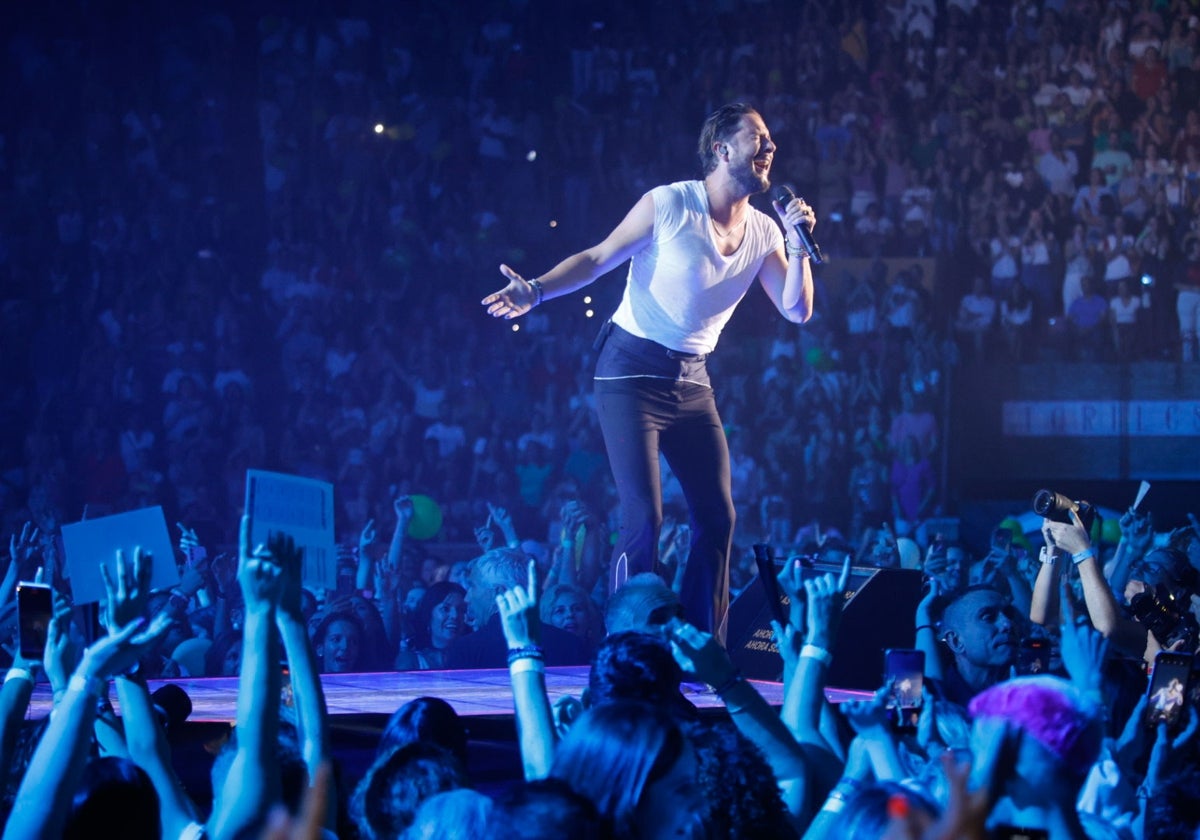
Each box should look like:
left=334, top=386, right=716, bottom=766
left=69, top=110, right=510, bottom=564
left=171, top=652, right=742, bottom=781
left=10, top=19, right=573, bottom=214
left=408, top=581, right=466, bottom=652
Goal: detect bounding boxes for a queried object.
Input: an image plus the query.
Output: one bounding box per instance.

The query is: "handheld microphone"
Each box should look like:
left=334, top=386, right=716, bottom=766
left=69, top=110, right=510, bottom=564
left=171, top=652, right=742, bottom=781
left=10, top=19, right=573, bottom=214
left=776, top=185, right=825, bottom=264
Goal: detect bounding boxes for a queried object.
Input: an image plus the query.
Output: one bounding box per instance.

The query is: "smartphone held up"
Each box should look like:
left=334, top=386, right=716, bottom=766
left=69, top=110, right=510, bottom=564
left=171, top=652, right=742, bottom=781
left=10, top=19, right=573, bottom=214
left=17, top=582, right=53, bottom=661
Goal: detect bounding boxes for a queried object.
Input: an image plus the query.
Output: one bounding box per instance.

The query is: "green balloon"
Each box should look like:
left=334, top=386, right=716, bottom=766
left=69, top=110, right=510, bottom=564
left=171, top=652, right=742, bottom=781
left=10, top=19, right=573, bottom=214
left=406, top=494, right=443, bottom=540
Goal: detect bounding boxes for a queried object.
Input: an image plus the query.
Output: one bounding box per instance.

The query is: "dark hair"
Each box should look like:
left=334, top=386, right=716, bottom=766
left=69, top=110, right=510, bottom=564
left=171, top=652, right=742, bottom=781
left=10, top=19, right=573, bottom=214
left=550, top=701, right=687, bottom=837
left=311, top=608, right=366, bottom=670
left=64, top=757, right=161, bottom=840
left=698, top=103, right=759, bottom=175
left=685, top=719, right=797, bottom=838
left=488, top=778, right=610, bottom=840
left=379, top=696, right=468, bottom=768
left=587, top=631, right=684, bottom=709
left=350, top=742, right=466, bottom=840
left=409, top=581, right=466, bottom=651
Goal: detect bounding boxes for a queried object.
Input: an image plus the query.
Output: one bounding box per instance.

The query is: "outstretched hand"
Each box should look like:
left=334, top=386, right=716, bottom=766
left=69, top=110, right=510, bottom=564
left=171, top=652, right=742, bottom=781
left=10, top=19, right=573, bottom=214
left=667, top=619, right=738, bottom=689
left=482, top=264, right=539, bottom=320
left=101, top=547, right=153, bottom=634
left=10, top=522, right=41, bottom=571
left=78, top=612, right=174, bottom=682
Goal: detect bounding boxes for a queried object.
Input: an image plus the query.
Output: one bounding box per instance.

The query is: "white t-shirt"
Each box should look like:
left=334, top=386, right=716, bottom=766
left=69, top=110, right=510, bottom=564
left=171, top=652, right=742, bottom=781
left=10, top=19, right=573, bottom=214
left=611, top=180, right=784, bottom=355
left=1109, top=295, right=1141, bottom=325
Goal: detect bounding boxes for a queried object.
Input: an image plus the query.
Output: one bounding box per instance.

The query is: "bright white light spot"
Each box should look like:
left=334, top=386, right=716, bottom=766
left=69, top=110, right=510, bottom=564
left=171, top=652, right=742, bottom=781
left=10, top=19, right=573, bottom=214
left=526, top=150, right=537, bottom=161
left=585, top=309, right=594, bottom=318
left=512, top=323, right=520, bottom=332
left=374, top=124, right=384, bottom=134
left=583, top=296, right=592, bottom=304
left=549, top=220, right=557, bottom=228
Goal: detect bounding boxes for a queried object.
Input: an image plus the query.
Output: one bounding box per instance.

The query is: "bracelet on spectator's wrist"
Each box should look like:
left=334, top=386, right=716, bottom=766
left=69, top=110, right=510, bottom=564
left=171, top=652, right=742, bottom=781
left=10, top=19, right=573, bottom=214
left=506, top=645, right=544, bottom=665
left=1071, top=548, right=1096, bottom=565
left=529, top=278, right=545, bottom=306
left=800, top=644, right=833, bottom=666
left=4, top=668, right=34, bottom=686
left=509, top=658, right=545, bottom=676
left=69, top=673, right=106, bottom=700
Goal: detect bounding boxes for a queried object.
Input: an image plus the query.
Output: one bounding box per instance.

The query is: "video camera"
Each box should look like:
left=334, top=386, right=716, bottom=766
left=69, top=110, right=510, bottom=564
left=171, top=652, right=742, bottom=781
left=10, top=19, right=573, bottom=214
left=1032, top=489, right=1098, bottom=533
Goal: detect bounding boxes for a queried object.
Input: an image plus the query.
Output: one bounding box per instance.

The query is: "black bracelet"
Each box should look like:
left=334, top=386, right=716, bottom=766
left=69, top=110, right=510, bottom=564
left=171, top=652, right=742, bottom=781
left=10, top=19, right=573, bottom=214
left=506, top=645, right=545, bottom=665
left=529, top=278, right=545, bottom=306
left=714, top=671, right=744, bottom=696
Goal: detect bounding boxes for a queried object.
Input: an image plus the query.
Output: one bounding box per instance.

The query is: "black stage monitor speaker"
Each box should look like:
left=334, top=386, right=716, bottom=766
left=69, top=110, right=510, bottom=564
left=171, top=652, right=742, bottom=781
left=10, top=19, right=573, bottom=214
left=726, top=563, right=923, bottom=690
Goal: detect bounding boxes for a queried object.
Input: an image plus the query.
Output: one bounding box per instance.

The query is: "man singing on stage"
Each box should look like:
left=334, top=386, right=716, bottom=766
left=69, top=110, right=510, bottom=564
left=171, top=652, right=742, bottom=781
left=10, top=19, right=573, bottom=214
left=482, top=103, right=816, bottom=640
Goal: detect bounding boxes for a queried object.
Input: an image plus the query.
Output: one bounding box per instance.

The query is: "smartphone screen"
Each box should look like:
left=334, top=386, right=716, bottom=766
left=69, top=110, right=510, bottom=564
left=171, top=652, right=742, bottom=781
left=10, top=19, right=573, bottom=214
left=884, top=649, right=925, bottom=729
left=1016, top=638, right=1050, bottom=676
left=753, top=544, right=789, bottom=628
left=17, top=582, right=53, bottom=661
left=1146, top=652, right=1193, bottom=729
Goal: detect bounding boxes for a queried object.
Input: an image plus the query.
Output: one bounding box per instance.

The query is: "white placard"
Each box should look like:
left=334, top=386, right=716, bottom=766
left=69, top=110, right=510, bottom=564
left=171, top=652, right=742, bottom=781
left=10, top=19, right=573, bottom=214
left=244, top=470, right=336, bottom=591
left=61, top=506, right=180, bottom=605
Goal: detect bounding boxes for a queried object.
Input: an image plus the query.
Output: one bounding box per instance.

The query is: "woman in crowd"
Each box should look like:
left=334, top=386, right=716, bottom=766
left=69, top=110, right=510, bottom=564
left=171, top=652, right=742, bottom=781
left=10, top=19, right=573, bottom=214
left=395, top=581, right=468, bottom=671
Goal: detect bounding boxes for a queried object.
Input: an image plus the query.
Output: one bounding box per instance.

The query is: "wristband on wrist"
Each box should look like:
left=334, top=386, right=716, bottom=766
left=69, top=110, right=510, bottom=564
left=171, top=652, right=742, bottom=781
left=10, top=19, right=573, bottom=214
left=69, top=673, right=106, bottom=700
left=529, top=278, right=545, bottom=306
left=506, top=645, right=544, bottom=665
left=801, top=644, right=833, bottom=666
left=1071, top=548, right=1096, bottom=565
left=4, top=668, right=34, bottom=686
left=786, top=243, right=809, bottom=259
left=1039, top=546, right=1055, bottom=565
left=509, top=658, right=545, bottom=676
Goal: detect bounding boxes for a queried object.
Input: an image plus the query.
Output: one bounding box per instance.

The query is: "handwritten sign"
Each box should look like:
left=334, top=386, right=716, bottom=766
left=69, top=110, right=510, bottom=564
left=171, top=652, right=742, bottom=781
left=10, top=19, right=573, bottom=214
left=244, top=470, right=336, bottom=590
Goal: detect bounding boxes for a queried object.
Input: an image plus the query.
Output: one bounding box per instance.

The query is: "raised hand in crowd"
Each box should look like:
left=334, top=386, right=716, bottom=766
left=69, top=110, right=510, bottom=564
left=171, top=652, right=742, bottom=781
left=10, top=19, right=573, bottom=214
left=1136, top=708, right=1200, bottom=839
left=2, top=522, right=41, bottom=608
left=488, top=502, right=520, bottom=550
left=99, top=544, right=205, bottom=839
left=497, top=558, right=554, bottom=780
left=6, top=562, right=171, bottom=840
left=669, top=618, right=812, bottom=822
left=1109, top=507, right=1154, bottom=596
left=274, top=528, right=337, bottom=832
left=208, top=516, right=287, bottom=839
left=1043, top=509, right=1152, bottom=661
left=355, top=517, right=377, bottom=592
left=838, top=684, right=905, bottom=782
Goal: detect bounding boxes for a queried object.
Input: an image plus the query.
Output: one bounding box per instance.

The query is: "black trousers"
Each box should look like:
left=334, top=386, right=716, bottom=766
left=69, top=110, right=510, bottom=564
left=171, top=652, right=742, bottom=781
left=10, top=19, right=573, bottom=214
left=593, top=323, right=734, bottom=639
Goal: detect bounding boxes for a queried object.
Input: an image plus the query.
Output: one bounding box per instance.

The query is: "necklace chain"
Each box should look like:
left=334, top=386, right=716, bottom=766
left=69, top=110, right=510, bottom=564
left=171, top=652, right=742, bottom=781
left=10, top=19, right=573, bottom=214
left=710, top=214, right=746, bottom=238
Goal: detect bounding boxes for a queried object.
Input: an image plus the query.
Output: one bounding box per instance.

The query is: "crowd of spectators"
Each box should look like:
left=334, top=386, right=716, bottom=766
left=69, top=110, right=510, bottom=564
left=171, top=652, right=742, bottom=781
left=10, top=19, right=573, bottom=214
left=4, top=0, right=1200, bottom=836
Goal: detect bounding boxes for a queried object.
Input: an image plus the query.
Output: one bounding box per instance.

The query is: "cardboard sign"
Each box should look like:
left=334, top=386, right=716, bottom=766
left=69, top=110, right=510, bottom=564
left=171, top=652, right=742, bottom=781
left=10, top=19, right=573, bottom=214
left=244, top=470, right=336, bottom=591
left=61, top=506, right=180, bottom=605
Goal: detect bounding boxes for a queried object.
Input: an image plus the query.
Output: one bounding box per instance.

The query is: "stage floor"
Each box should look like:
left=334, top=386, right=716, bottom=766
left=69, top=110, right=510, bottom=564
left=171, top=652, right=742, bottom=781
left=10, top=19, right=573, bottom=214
left=28, top=667, right=788, bottom=723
